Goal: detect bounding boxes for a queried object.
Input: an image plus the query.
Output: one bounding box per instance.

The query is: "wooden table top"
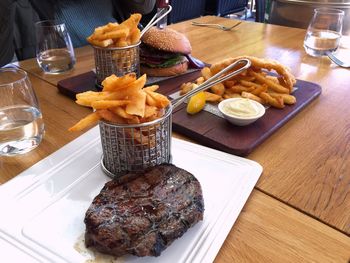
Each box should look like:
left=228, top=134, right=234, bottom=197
left=6, top=15, right=350, bottom=261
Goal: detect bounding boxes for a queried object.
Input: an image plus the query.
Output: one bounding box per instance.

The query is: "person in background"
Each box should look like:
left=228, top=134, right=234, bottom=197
left=0, top=0, right=156, bottom=67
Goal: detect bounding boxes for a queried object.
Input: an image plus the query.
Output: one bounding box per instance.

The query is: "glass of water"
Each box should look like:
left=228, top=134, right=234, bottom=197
left=35, top=20, right=76, bottom=74
left=304, top=8, right=344, bottom=57
left=0, top=68, right=44, bottom=156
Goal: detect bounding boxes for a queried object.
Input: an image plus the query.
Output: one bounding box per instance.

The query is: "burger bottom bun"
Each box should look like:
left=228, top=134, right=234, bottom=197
left=140, top=61, right=188, bottom=77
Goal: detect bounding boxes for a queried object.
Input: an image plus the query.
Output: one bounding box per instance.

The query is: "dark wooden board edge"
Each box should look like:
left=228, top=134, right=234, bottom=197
left=171, top=79, right=321, bottom=156
left=57, top=71, right=99, bottom=99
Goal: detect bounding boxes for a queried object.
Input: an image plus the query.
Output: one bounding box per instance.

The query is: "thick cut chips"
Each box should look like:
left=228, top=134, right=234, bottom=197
left=69, top=74, right=170, bottom=132
left=87, top=14, right=142, bottom=48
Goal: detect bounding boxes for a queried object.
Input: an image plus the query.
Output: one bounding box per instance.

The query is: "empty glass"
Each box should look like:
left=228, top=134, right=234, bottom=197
left=35, top=20, right=76, bottom=74
left=304, top=8, right=344, bottom=57
left=0, top=68, right=44, bottom=156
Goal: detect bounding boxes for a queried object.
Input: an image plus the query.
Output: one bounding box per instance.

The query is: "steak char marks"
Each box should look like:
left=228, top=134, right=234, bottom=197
left=84, top=164, right=204, bottom=257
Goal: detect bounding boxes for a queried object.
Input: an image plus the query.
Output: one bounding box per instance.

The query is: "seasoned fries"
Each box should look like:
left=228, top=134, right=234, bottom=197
left=69, top=73, right=170, bottom=132
left=180, top=56, right=297, bottom=113
left=87, top=14, right=142, bottom=48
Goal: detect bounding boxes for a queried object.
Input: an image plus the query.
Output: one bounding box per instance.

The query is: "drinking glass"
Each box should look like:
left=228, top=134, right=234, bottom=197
left=0, top=68, right=44, bottom=156
left=35, top=20, right=76, bottom=74
left=304, top=8, right=344, bottom=57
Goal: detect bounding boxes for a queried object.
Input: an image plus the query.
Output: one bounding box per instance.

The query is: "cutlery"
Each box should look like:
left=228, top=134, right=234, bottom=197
left=326, top=51, right=350, bottom=68
left=191, top=21, right=242, bottom=31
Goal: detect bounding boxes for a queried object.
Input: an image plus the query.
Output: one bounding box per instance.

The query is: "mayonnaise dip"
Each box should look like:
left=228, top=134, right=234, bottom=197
left=222, top=98, right=261, bottom=118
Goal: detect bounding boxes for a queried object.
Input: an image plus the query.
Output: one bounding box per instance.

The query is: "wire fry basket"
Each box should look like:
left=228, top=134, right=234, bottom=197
left=92, top=41, right=140, bottom=86
left=97, top=58, right=251, bottom=179
left=99, top=106, right=172, bottom=178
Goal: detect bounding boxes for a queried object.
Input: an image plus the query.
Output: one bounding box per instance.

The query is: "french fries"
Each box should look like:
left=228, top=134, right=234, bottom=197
left=249, top=71, right=290, bottom=94
left=91, top=100, right=130, bottom=109
left=260, top=92, right=285, bottom=109
left=179, top=82, right=195, bottom=95
left=68, top=112, right=101, bottom=132
left=204, top=91, right=222, bottom=102
left=87, top=14, right=142, bottom=48
left=69, top=73, right=170, bottom=131
left=180, top=56, right=297, bottom=113
left=241, top=91, right=264, bottom=104
left=268, top=92, right=296, bottom=105
left=102, top=73, right=137, bottom=91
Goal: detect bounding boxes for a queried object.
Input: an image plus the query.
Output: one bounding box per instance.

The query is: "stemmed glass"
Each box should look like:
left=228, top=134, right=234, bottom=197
left=0, top=68, right=44, bottom=156
left=35, top=20, right=76, bottom=74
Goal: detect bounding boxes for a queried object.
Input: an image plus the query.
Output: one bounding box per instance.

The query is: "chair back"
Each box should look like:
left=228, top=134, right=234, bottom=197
left=206, top=0, right=249, bottom=16
left=255, top=0, right=266, bottom=22
left=169, top=0, right=206, bottom=24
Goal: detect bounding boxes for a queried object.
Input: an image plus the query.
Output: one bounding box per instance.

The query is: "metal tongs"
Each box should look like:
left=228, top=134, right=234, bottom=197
left=140, top=5, right=173, bottom=38
left=172, top=58, right=251, bottom=109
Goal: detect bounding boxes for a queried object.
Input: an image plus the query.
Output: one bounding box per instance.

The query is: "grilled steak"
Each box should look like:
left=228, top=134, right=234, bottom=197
left=84, top=163, right=204, bottom=257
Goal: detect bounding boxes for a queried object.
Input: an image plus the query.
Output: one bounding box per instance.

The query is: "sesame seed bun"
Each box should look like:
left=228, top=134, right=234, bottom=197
left=140, top=60, right=189, bottom=77
left=141, top=27, right=192, bottom=54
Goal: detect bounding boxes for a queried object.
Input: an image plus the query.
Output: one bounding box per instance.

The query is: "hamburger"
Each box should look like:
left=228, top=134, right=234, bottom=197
left=140, top=27, right=192, bottom=77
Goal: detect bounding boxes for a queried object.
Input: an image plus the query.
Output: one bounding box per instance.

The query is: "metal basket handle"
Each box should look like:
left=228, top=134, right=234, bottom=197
left=140, top=5, right=173, bottom=38
left=172, top=58, right=251, bottom=109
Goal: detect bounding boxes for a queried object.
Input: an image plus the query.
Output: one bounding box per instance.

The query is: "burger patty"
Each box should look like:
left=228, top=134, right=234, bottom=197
left=84, top=163, right=205, bottom=257
left=140, top=44, right=176, bottom=59
left=140, top=44, right=188, bottom=68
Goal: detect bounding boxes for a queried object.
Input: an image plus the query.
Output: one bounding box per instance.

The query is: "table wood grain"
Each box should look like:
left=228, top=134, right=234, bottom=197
left=179, top=17, right=350, bottom=236
left=6, top=15, right=349, bottom=260
left=171, top=16, right=350, bottom=235
left=0, top=74, right=91, bottom=183
left=14, top=45, right=94, bottom=86
left=16, top=16, right=350, bottom=235
left=1, top=90, right=349, bottom=261
left=215, top=190, right=350, bottom=263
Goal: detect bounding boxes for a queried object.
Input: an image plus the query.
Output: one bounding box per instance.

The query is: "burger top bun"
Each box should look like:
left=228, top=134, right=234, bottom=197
left=141, top=27, right=192, bottom=54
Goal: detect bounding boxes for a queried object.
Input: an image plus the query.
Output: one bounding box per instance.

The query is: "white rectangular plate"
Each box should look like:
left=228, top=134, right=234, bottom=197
left=0, top=126, right=262, bottom=263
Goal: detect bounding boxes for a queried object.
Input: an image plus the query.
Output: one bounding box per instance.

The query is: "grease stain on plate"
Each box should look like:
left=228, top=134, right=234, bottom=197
left=74, top=233, right=126, bottom=263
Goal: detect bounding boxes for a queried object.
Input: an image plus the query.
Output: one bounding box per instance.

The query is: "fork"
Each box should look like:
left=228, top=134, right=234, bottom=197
left=326, top=51, right=350, bottom=68
left=191, top=21, right=242, bottom=31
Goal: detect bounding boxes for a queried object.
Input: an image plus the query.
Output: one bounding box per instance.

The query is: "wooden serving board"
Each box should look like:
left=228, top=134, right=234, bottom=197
left=57, top=71, right=100, bottom=99
left=155, top=71, right=322, bottom=157
left=165, top=73, right=321, bottom=156
left=57, top=70, right=321, bottom=156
